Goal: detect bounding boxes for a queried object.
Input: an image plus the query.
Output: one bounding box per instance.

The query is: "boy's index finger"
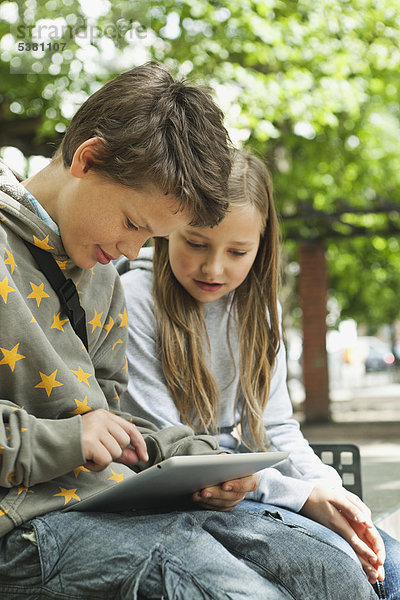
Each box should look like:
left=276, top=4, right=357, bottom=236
left=128, top=427, right=149, bottom=463
left=115, top=415, right=149, bottom=462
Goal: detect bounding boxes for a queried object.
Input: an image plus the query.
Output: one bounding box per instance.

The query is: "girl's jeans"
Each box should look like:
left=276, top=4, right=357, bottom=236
left=239, top=500, right=400, bottom=600
left=0, top=507, right=378, bottom=600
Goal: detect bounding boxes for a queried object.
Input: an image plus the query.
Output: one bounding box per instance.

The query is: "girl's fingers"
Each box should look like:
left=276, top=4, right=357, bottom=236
left=357, top=553, right=385, bottom=585
left=219, top=473, right=258, bottom=494
left=192, top=486, right=247, bottom=511
left=339, top=522, right=379, bottom=563
left=344, top=491, right=372, bottom=519
left=192, top=491, right=244, bottom=511
left=329, top=492, right=385, bottom=566
left=350, top=519, right=386, bottom=566
left=357, top=554, right=379, bottom=585
left=330, top=494, right=373, bottom=526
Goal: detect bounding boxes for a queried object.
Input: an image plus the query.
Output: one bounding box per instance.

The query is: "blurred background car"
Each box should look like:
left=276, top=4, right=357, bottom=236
left=354, top=336, right=395, bottom=372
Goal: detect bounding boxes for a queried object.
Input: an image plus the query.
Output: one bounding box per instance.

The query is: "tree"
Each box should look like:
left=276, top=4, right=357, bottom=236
left=2, top=0, right=400, bottom=418
left=3, top=0, right=400, bottom=206
left=328, top=236, right=400, bottom=331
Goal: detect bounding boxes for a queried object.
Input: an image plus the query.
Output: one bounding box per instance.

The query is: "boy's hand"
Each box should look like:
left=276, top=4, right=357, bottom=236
left=81, top=409, right=149, bottom=471
left=299, top=483, right=385, bottom=584
left=192, top=473, right=259, bottom=511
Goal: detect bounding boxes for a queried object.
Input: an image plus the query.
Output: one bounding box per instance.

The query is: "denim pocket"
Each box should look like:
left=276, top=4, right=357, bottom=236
left=0, top=523, right=44, bottom=598
left=262, top=509, right=284, bottom=521
left=31, top=515, right=63, bottom=590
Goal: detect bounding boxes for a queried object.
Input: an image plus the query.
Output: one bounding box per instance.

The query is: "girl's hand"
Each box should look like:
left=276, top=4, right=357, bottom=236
left=81, top=409, right=149, bottom=471
left=192, top=473, right=258, bottom=511
left=299, top=483, right=385, bottom=584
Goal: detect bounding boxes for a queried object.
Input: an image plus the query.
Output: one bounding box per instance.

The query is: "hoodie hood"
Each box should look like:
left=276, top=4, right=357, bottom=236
left=0, top=160, right=68, bottom=260
left=115, top=245, right=154, bottom=275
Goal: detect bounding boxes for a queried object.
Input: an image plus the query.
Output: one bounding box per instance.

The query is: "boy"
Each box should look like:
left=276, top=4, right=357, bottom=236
left=0, top=63, right=377, bottom=598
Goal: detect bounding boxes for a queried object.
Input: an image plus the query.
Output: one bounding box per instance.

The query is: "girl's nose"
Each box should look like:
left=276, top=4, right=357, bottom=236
left=201, top=255, right=223, bottom=278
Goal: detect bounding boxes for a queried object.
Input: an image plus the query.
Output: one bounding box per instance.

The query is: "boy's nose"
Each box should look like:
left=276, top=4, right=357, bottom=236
left=118, top=235, right=150, bottom=260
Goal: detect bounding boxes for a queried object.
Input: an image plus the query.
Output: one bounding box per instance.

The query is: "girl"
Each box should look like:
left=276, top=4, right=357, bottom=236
left=120, top=151, right=400, bottom=599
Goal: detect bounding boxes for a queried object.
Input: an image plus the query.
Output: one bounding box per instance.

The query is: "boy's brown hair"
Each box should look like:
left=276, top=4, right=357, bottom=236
left=56, top=62, right=231, bottom=227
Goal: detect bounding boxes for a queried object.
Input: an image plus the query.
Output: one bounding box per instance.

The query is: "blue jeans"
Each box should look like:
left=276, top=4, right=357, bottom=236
left=239, top=500, right=400, bottom=600
left=0, top=508, right=378, bottom=599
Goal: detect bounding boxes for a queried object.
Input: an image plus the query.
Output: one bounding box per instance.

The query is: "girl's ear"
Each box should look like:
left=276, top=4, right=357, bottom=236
left=70, top=137, right=105, bottom=178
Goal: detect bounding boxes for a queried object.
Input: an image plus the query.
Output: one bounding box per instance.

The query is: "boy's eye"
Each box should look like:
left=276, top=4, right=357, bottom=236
left=186, top=240, right=205, bottom=249
left=126, top=218, right=139, bottom=231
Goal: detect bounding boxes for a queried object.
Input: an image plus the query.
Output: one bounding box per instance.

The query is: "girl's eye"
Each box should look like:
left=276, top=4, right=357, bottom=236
left=126, top=219, right=139, bottom=231
left=231, top=250, right=247, bottom=257
left=186, top=240, right=205, bottom=249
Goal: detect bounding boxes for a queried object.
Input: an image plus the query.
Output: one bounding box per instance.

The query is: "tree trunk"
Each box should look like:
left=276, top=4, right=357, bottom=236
left=298, top=241, right=331, bottom=423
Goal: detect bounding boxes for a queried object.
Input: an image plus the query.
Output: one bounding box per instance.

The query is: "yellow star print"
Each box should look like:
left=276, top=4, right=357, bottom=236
left=73, top=466, right=90, bottom=478
left=4, top=249, right=16, bottom=273
left=108, top=469, right=124, bottom=483
left=56, top=259, right=67, bottom=270
left=51, top=312, right=69, bottom=331
left=0, top=277, right=15, bottom=303
left=0, top=343, right=25, bottom=372
left=7, top=472, right=15, bottom=484
left=27, top=281, right=50, bottom=307
left=103, top=316, right=114, bottom=336
left=112, top=339, right=123, bottom=351
left=33, top=235, right=54, bottom=250
left=54, top=487, right=81, bottom=505
left=35, top=370, right=63, bottom=397
left=88, top=309, right=103, bottom=333
left=17, top=485, right=33, bottom=496
left=71, top=366, right=92, bottom=386
left=118, top=308, right=128, bottom=328
left=69, top=396, right=92, bottom=415
left=0, top=509, right=9, bottom=517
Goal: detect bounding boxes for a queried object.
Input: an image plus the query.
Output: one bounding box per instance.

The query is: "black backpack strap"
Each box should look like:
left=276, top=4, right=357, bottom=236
left=24, top=240, right=88, bottom=350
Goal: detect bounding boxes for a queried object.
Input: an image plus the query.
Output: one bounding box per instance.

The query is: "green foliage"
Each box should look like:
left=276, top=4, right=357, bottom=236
left=2, top=0, right=400, bottom=327
left=328, top=236, right=400, bottom=329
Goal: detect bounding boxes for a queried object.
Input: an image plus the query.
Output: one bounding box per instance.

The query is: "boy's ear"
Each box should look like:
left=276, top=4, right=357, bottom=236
left=70, top=137, right=105, bottom=178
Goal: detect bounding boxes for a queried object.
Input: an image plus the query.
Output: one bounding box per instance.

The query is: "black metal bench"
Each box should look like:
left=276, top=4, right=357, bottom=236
left=310, top=443, right=363, bottom=499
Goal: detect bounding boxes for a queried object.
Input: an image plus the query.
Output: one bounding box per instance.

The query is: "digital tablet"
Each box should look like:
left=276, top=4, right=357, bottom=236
left=66, top=451, right=288, bottom=513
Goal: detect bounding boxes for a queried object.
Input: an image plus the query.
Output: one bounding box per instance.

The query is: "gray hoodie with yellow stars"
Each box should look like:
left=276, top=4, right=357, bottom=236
left=0, top=161, right=220, bottom=536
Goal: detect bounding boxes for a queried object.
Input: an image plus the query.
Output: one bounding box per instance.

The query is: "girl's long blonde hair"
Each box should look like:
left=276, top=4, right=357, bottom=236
left=153, top=151, right=280, bottom=450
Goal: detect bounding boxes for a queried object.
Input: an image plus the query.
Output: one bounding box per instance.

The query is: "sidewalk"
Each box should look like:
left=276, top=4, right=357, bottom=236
left=294, top=380, right=400, bottom=540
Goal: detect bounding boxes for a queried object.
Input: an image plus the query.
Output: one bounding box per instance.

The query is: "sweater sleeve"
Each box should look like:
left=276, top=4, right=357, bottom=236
left=245, top=339, right=343, bottom=511
left=0, top=401, right=85, bottom=488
